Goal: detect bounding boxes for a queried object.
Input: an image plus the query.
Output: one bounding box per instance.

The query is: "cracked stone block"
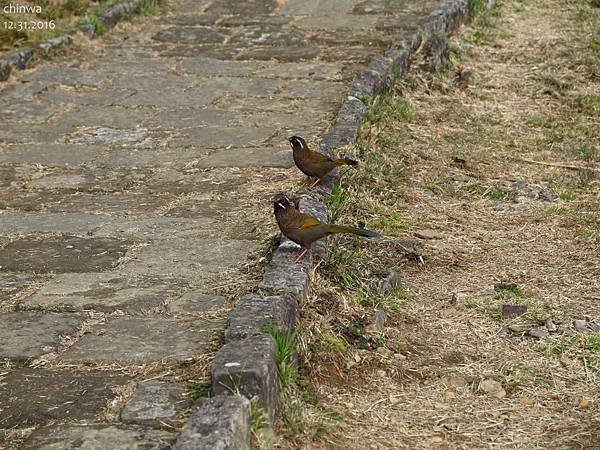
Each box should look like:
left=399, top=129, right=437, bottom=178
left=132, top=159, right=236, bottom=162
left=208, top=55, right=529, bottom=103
left=46, top=193, right=175, bottom=215
left=196, top=147, right=293, bottom=169
left=294, top=14, right=376, bottom=31
left=281, top=79, right=345, bottom=99
left=178, top=57, right=262, bottom=76
left=0, top=272, right=40, bottom=305
left=0, top=235, right=131, bottom=273
left=200, top=77, right=284, bottom=97
left=162, top=14, right=218, bottom=26
left=170, top=126, right=276, bottom=149
left=255, top=62, right=343, bottom=80
left=173, top=396, right=250, bottom=450
left=120, top=88, right=222, bottom=108
left=70, top=126, right=154, bottom=147
left=212, top=335, right=280, bottom=420
left=160, top=44, right=242, bottom=60
left=20, top=273, right=186, bottom=313
left=121, top=382, right=188, bottom=427
left=167, top=292, right=227, bottom=314
left=206, top=0, right=277, bottom=15
left=22, top=425, right=176, bottom=450
left=0, top=60, right=11, bottom=81
left=0, top=101, right=58, bottom=123
left=146, top=108, right=244, bottom=129
left=258, top=242, right=310, bottom=300
left=0, top=212, right=114, bottom=236
left=97, top=147, right=208, bottom=169
left=0, top=368, right=129, bottom=428
left=54, top=105, right=155, bottom=130
left=153, top=27, right=229, bottom=44
left=229, top=25, right=306, bottom=46
left=0, top=166, right=16, bottom=187
left=60, top=316, right=220, bottom=364
left=93, top=216, right=213, bottom=240
left=0, top=311, right=82, bottom=361
left=238, top=46, right=321, bottom=62
left=220, top=14, right=290, bottom=27
left=120, top=238, right=258, bottom=278
left=0, top=190, right=63, bottom=211
left=225, top=294, right=299, bottom=343
left=29, top=172, right=99, bottom=191
left=40, top=87, right=135, bottom=106
left=279, top=0, right=353, bottom=15
left=26, top=167, right=143, bottom=193
left=0, top=144, right=103, bottom=166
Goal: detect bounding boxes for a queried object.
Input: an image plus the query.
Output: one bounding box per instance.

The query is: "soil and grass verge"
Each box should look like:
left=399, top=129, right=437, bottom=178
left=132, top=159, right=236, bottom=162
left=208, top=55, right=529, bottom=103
left=0, top=0, right=163, bottom=51
left=267, top=0, right=600, bottom=448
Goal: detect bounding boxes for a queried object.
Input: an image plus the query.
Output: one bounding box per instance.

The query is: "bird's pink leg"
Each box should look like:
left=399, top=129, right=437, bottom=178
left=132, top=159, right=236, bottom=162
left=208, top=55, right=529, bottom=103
left=293, top=247, right=309, bottom=263
left=308, top=177, right=322, bottom=188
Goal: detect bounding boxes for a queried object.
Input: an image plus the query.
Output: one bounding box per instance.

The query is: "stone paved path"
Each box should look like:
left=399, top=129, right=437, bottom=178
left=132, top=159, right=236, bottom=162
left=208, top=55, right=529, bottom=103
left=1, top=0, right=441, bottom=447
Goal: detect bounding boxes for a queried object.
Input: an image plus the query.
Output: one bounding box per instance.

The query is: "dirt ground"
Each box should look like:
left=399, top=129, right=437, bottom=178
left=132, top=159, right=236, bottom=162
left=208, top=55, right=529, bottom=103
left=271, top=0, right=600, bottom=448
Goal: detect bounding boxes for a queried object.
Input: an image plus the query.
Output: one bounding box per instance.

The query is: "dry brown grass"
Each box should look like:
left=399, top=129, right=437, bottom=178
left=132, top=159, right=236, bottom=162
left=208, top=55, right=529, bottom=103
left=270, top=0, right=600, bottom=448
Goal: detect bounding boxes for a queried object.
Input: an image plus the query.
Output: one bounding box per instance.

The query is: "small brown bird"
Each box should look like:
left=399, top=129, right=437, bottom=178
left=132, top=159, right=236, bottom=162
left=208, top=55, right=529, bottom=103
left=288, top=136, right=358, bottom=188
left=273, top=193, right=381, bottom=262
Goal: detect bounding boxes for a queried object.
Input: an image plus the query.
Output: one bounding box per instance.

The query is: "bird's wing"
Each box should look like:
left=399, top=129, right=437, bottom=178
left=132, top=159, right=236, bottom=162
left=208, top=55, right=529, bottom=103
left=298, top=214, right=322, bottom=229
left=309, top=150, right=334, bottom=163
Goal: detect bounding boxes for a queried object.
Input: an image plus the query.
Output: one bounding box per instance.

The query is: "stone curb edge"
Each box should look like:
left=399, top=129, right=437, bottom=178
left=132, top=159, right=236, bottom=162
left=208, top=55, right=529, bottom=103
left=174, top=1, right=489, bottom=448
left=0, top=0, right=161, bottom=82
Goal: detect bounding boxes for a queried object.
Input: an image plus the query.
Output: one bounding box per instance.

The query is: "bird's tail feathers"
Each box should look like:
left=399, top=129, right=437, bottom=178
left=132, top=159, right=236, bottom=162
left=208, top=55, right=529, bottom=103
left=327, top=224, right=381, bottom=238
left=335, top=156, right=359, bottom=166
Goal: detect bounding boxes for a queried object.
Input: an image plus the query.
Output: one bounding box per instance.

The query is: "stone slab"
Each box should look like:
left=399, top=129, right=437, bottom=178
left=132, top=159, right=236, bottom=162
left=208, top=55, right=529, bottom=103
left=20, top=273, right=186, bottom=313
left=121, top=382, right=187, bottom=427
left=0, top=212, right=113, bottom=236
left=60, top=316, right=220, bottom=364
left=119, top=88, right=223, bottom=108
left=173, top=396, right=250, bottom=450
left=237, top=46, right=321, bottom=62
left=0, top=144, right=102, bottom=166
left=0, top=236, right=131, bottom=273
left=146, top=108, right=244, bottom=129
left=46, top=193, right=175, bottom=215
left=0, top=368, right=129, bottom=428
left=97, top=147, right=209, bottom=169
left=211, top=335, right=280, bottom=420
left=119, top=238, right=258, bottom=278
left=53, top=106, right=156, bottom=131
left=225, top=294, right=299, bottom=342
left=255, top=62, right=343, bottom=80
left=169, top=126, right=276, bottom=149
left=279, top=0, right=354, bottom=15
left=93, top=216, right=213, bottom=240
left=153, top=27, right=230, bottom=44
left=196, top=147, right=293, bottom=169
left=0, top=272, right=40, bottom=305
left=178, top=57, right=263, bottom=76
left=197, top=77, right=284, bottom=97
left=0, top=311, right=82, bottom=361
left=206, top=0, right=277, bottom=14
left=0, top=101, right=58, bottom=123
left=167, top=292, right=227, bottom=315
left=22, top=425, right=176, bottom=450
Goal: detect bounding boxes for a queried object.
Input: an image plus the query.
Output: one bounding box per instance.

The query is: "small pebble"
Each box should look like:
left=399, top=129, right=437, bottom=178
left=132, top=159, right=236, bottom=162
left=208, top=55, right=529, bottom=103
left=509, top=324, right=532, bottom=333
left=528, top=327, right=549, bottom=339
left=479, top=379, right=506, bottom=399
left=545, top=318, right=557, bottom=332
left=574, top=319, right=590, bottom=332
